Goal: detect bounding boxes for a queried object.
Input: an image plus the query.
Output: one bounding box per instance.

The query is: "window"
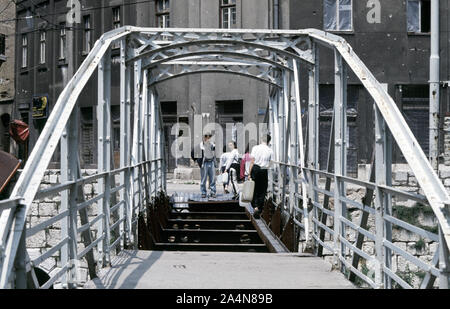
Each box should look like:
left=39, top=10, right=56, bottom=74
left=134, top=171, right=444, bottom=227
left=156, top=0, right=170, bottom=28
left=112, top=7, right=121, bottom=29
left=324, top=0, right=353, bottom=32
left=112, top=7, right=121, bottom=48
left=39, top=31, right=46, bottom=64
left=60, top=24, right=66, bottom=59
left=407, top=0, right=431, bottom=33
left=401, top=85, right=429, bottom=155
left=21, top=34, right=27, bottom=68
left=80, top=107, right=95, bottom=166
left=83, top=15, right=92, bottom=53
left=0, top=34, right=5, bottom=58
left=220, top=0, right=236, bottom=29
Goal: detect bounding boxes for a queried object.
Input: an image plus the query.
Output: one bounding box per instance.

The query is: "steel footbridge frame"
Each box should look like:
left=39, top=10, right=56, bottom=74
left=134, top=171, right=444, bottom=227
left=0, top=26, right=449, bottom=289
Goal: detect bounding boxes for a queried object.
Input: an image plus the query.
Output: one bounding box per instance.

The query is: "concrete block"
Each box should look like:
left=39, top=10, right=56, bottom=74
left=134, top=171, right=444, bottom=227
left=393, top=171, right=408, bottom=183
left=46, top=229, right=62, bottom=247
left=26, top=231, right=46, bottom=248
left=39, top=202, right=58, bottom=216
left=173, top=167, right=193, bottom=180
left=49, top=175, right=58, bottom=184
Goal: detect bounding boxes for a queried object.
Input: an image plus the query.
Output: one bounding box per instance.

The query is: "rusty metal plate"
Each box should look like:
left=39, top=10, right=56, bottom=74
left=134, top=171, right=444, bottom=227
left=0, top=151, right=21, bottom=194
left=270, top=207, right=282, bottom=237
left=281, top=217, right=295, bottom=252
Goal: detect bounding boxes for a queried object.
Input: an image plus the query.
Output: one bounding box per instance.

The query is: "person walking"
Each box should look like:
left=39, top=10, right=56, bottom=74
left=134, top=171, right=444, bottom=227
left=219, top=146, right=231, bottom=194
left=224, top=141, right=240, bottom=198
left=197, top=133, right=217, bottom=198
left=240, top=143, right=253, bottom=181
left=248, top=135, right=273, bottom=218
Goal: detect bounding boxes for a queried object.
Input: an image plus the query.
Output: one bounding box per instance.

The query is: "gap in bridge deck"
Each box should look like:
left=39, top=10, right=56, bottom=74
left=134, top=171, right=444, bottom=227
left=154, top=190, right=271, bottom=253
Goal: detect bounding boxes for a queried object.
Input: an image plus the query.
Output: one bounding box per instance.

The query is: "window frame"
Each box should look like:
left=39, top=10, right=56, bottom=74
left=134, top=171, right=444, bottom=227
left=323, top=0, right=354, bottom=32
left=39, top=30, right=46, bottom=64
left=220, top=0, right=237, bottom=29
left=156, top=0, right=170, bottom=28
left=21, top=34, right=28, bottom=68
left=407, top=0, right=431, bottom=34
left=83, top=15, right=92, bottom=53
left=112, top=7, right=121, bottom=49
left=59, top=23, right=67, bottom=60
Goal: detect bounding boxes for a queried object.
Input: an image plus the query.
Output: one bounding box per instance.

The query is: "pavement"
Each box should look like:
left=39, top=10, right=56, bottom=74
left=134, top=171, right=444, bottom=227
left=84, top=250, right=355, bottom=289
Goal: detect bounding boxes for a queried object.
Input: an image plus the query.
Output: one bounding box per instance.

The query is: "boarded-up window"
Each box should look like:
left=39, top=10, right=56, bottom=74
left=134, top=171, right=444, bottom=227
left=401, top=85, right=429, bottom=155
left=81, top=107, right=95, bottom=166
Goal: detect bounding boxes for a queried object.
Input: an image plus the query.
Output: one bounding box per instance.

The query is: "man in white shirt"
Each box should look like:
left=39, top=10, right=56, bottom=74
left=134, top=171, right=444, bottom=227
left=248, top=135, right=273, bottom=218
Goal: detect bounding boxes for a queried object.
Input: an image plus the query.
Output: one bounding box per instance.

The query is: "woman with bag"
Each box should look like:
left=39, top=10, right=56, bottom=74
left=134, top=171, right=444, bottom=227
left=248, top=135, right=273, bottom=219
left=224, top=141, right=240, bottom=199
left=219, top=146, right=231, bottom=193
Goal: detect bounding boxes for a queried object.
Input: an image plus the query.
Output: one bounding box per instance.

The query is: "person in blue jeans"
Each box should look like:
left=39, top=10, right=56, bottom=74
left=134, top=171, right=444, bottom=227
left=192, top=133, right=217, bottom=198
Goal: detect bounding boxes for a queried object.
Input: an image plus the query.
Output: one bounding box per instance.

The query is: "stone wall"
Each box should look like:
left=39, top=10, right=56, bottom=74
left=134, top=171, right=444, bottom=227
left=26, top=169, right=118, bottom=287
left=445, top=116, right=450, bottom=166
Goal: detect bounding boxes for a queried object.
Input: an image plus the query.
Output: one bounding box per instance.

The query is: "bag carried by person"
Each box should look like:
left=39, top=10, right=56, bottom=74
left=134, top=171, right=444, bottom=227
left=241, top=180, right=255, bottom=203
left=218, top=172, right=229, bottom=184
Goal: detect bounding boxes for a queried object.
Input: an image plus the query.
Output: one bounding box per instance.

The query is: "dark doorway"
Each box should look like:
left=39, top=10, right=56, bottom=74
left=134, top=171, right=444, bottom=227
left=215, top=100, right=243, bottom=147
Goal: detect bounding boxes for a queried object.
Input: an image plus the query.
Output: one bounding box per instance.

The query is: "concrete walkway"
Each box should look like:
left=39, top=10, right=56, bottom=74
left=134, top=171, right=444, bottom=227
left=84, top=250, right=355, bottom=289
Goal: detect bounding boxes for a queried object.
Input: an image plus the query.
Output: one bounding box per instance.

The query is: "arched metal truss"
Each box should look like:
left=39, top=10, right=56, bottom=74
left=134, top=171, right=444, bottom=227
left=0, top=27, right=449, bottom=289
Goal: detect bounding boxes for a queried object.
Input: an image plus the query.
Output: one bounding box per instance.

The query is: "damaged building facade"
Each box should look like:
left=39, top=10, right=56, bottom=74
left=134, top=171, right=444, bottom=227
left=12, top=0, right=450, bottom=175
left=0, top=0, right=15, bottom=154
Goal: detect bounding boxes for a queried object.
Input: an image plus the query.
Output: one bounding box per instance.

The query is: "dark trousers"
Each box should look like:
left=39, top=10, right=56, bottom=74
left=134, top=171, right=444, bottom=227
left=251, top=164, right=268, bottom=209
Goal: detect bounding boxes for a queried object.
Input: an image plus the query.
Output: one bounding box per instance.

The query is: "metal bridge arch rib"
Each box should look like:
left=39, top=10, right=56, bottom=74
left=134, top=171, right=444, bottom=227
left=0, top=26, right=449, bottom=289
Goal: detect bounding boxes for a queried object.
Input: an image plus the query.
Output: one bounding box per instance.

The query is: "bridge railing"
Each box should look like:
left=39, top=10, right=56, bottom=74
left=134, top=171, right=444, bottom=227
left=267, top=29, right=450, bottom=289
left=272, top=160, right=444, bottom=288
left=0, top=27, right=166, bottom=288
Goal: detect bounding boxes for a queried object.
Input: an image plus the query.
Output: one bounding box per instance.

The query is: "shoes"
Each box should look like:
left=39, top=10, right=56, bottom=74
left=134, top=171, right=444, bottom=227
left=210, top=193, right=217, bottom=198
left=201, top=194, right=207, bottom=198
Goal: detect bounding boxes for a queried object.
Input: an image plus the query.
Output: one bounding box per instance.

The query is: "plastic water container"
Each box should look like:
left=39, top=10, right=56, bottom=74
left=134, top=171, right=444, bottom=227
left=241, top=180, right=255, bottom=203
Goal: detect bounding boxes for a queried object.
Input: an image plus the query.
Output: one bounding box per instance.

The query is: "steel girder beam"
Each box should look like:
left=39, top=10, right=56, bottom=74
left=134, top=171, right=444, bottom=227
left=127, top=30, right=315, bottom=65
left=141, top=50, right=293, bottom=72
left=147, top=67, right=282, bottom=88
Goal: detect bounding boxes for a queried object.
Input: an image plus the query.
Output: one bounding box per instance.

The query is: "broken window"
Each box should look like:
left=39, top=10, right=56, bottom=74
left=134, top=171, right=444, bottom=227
left=324, top=0, right=353, bottom=32
left=407, top=0, right=431, bottom=33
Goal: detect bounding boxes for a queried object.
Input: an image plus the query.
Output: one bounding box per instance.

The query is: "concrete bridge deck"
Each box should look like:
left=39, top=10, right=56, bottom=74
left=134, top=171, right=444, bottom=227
left=84, top=250, right=355, bottom=289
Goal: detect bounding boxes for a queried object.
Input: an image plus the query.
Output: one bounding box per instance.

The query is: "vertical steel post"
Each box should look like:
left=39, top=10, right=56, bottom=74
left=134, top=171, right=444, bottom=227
left=289, top=74, right=297, bottom=217
left=333, top=51, right=347, bottom=270
left=149, top=87, right=156, bottom=197
left=280, top=71, right=288, bottom=210
left=429, top=0, right=440, bottom=171
left=97, top=48, right=112, bottom=266
left=61, top=106, right=80, bottom=287
left=272, top=88, right=281, bottom=204
left=293, top=60, right=309, bottom=243
left=307, top=46, right=320, bottom=243
left=120, top=38, right=132, bottom=247
left=382, top=84, right=393, bottom=289
left=13, top=222, right=27, bottom=289
left=155, top=94, right=162, bottom=192
left=439, top=227, right=450, bottom=288
left=268, top=94, right=275, bottom=197
left=374, top=105, right=386, bottom=289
